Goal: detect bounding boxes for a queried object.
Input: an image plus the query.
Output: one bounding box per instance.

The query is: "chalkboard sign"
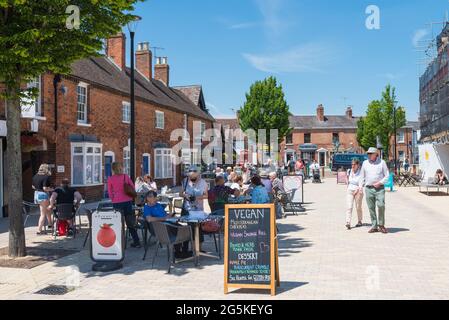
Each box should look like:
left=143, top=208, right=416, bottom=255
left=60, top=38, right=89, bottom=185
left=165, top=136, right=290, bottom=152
left=224, top=204, right=279, bottom=296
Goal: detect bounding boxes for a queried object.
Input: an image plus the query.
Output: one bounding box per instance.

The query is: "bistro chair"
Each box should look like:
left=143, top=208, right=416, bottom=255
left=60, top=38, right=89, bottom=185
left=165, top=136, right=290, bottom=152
left=149, top=221, right=195, bottom=273
left=280, top=189, right=306, bottom=216
left=201, top=212, right=225, bottom=259
left=82, top=209, right=93, bottom=248
left=22, top=201, right=41, bottom=228
left=142, top=220, right=157, bottom=260
left=53, top=203, right=77, bottom=239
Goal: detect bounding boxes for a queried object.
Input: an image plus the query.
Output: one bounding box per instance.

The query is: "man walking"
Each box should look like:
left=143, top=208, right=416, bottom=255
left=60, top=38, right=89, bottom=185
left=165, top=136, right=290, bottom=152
left=359, top=147, right=389, bottom=234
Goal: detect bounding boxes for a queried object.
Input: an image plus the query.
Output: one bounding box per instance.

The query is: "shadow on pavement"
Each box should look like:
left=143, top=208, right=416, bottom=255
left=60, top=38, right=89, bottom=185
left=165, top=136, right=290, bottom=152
left=228, top=281, right=308, bottom=296
left=387, top=227, right=410, bottom=234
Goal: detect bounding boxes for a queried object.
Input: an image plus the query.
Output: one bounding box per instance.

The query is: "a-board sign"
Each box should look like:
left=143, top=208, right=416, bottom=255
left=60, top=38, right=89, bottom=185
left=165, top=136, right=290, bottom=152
left=337, top=171, right=348, bottom=184
left=90, top=210, right=125, bottom=262
left=224, top=204, right=279, bottom=296
left=283, top=175, right=304, bottom=203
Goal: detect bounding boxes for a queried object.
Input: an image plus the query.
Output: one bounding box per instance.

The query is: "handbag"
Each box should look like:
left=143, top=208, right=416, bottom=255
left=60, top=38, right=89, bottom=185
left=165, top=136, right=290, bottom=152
left=201, top=219, right=221, bottom=233
left=181, top=178, right=190, bottom=216
left=123, top=175, right=137, bottom=198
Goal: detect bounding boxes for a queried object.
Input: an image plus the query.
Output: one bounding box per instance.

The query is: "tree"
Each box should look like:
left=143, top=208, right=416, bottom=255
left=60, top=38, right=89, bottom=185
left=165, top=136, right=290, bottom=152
left=0, top=0, right=142, bottom=257
left=356, top=85, right=406, bottom=160
left=238, top=77, right=291, bottom=163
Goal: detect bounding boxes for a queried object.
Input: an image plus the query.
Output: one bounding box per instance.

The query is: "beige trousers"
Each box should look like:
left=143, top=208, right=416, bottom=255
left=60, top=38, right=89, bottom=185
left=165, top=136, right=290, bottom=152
left=346, top=189, right=363, bottom=224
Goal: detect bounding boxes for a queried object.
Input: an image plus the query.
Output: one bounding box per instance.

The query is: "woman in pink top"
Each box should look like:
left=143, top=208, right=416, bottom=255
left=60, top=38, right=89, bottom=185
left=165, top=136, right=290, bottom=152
left=107, top=162, right=140, bottom=248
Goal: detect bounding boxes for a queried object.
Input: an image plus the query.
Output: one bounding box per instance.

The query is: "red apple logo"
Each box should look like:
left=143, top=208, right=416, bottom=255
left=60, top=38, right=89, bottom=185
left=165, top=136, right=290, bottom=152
left=97, top=224, right=116, bottom=248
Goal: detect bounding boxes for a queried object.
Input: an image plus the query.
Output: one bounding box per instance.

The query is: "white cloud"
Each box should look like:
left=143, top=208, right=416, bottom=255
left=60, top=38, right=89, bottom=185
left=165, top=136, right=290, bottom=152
left=412, top=29, right=429, bottom=47
left=254, top=0, right=293, bottom=37
left=206, top=102, right=235, bottom=118
left=229, top=21, right=259, bottom=30
left=243, top=43, right=334, bottom=74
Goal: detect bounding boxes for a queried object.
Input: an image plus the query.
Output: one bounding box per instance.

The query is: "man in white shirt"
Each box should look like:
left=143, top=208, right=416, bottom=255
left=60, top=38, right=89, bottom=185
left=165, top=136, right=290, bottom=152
left=359, top=147, right=390, bottom=234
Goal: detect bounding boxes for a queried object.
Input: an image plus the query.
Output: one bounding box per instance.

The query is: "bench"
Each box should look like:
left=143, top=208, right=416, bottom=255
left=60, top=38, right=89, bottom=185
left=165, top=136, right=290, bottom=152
left=418, top=178, right=449, bottom=195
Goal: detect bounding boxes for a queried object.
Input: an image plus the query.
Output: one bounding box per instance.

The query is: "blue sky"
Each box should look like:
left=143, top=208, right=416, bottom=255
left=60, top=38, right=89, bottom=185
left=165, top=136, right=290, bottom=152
left=127, top=0, right=449, bottom=120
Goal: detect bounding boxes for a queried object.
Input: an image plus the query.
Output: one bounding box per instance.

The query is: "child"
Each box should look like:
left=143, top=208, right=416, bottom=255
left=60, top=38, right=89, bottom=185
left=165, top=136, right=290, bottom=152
left=143, top=191, right=192, bottom=258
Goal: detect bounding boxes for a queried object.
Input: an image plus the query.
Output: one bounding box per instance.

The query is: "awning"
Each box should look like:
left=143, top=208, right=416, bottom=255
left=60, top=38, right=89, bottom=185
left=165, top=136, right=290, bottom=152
left=299, top=144, right=318, bottom=152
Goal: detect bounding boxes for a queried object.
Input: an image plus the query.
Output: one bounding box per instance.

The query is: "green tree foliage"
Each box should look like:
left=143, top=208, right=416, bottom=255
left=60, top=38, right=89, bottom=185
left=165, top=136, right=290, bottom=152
left=0, top=0, right=142, bottom=257
left=239, top=76, right=291, bottom=156
left=356, top=85, right=406, bottom=159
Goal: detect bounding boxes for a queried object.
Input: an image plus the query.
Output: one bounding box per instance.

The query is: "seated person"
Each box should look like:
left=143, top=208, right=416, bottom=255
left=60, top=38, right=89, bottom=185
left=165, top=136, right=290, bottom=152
left=434, top=169, right=449, bottom=185
left=48, top=178, right=83, bottom=235
left=135, top=176, right=151, bottom=193
left=249, top=175, right=271, bottom=204
left=143, top=191, right=192, bottom=259
left=208, top=176, right=240, bottom=213
left=269, top=172, right=285, bottom=194
left=230, top=175, right=243, bottom=191
left=144, top=174, right=157, bottom=191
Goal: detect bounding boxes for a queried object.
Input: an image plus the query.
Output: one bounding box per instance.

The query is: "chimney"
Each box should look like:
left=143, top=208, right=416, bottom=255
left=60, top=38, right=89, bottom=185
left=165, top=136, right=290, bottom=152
left=317, top=104, right=324, bottom=122
left=106, top=33, right=126, bottom=70
left=136, top=42, right=152, bottom=79
left=155, top=57, right=169, bottom=86
left=346, top=106, right=353, bottom=119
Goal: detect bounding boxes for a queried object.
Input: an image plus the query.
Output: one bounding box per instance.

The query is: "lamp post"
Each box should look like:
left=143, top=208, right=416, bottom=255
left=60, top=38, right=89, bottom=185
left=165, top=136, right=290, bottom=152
left=127, top=16, right=141, bottom=182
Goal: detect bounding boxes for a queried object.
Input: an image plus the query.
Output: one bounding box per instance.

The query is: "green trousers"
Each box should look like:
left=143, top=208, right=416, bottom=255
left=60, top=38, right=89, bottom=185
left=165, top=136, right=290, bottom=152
left=365, top=187, right=386, bottom=227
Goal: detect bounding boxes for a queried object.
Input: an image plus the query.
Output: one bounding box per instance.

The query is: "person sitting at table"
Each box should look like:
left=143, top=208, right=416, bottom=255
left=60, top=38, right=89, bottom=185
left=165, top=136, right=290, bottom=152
left=208, top=176, right=240, bottom=213
left=143, top=191, right=192, bottom=259
left=144, top=174, right=157, bottom=191
left=48, top=178, right=83, bottom=236
left=135, top=176, right=151, bottom=193
left=269, top=172, right=285, bottom=193
left=248, top=175, right=271, bottom=204
left=434, top=169, right=449, bottom=185
left=230, top=175, right=243, bottom=191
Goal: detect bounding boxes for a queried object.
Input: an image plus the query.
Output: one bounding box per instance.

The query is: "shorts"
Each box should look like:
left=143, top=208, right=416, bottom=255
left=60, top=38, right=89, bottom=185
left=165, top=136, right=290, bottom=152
left=34, top=191, right=49, bottom=204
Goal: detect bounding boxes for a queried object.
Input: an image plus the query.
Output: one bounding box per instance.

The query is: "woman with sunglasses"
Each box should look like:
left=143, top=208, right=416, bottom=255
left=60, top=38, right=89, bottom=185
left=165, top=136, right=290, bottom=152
left=345, top=159, right=364, bottom=230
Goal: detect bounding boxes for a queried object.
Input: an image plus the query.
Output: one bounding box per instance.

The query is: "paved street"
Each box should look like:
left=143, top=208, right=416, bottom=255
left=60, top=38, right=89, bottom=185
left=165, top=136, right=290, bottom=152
left=1, top=175, right=449, bottom=300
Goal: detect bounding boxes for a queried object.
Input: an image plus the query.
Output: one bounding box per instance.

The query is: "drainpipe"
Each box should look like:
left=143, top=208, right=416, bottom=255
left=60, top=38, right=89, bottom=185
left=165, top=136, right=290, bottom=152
left=53, top=74, right=61, bottom=131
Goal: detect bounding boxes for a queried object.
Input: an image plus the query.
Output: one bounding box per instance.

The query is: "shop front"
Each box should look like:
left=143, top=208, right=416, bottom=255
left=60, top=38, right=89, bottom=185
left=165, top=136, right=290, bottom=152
left=299, top=143, right=318, bottom=162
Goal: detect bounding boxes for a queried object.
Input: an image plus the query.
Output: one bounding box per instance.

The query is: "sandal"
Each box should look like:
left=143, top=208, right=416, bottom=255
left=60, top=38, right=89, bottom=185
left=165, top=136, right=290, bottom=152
left=36, top=231, right=46, bottom=235
left=345, top=223, right=351, bottom=230
left=355, top=222, right=363, bottom=228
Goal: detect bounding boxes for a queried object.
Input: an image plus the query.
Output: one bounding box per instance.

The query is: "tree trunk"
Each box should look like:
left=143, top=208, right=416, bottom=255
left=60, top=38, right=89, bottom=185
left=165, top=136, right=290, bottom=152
left=6, top=82, right=26, bottom=257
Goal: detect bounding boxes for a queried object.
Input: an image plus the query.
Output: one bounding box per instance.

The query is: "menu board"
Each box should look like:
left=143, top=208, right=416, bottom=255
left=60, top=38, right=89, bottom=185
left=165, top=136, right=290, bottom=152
left=283, top=175, right=304, bottom=203
left=224, top=204, right=279, bottom=296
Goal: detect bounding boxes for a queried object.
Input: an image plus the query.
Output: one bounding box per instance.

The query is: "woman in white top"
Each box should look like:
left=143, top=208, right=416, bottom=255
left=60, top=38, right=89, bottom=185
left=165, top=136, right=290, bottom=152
left=346, top=159, right=364, bottom=230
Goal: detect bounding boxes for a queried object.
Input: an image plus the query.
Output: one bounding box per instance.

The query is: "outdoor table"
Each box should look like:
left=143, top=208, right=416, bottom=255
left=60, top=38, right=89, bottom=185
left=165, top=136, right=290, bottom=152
left=158, top=192, right=179, bottom=214
left=168, top=211, right=220, bottom=264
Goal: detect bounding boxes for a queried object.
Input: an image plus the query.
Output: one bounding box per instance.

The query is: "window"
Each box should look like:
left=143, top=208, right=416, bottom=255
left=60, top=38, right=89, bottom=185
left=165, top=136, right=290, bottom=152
left=397, top=131, right=405, bottom=143
left=332, top=133, right=340, bottom=144
left=77, top=83, right=88, bottom=124
left=194, top=121, right=206, bottom=145
left=286, top=133, right=293, bottom=144
left=123, top=147, right=130, bottom=176
left=183, top=114, right=188, bottom=139
left=154, top=148, right=173, bottom=179
left=71, top=143, right=102, bottom=186
left=21, top=76, right=42, bottom=118
left=155, top=111, right=164, bottom=129
left=122, top=102, right=130, bottom=123
left=304, top=133, right=311, bottom=144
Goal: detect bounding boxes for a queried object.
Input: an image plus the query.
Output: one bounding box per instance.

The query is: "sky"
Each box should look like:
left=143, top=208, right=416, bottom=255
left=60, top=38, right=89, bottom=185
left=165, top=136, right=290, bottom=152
left=127, top=0, right=449, bottom=120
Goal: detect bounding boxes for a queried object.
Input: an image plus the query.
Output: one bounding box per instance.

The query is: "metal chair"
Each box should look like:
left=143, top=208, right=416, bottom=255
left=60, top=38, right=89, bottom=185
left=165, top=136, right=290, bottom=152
left=53, top=203, right=76, bottom=239
left=201, top=214, right=225, bottom=259
left=82, top=209, right=93, bottom=248
left=280, top=189, right=305, bottom=216
left=149, top=221, right=195, bottom=273
left=142, top=220, right=157, bottom=260
left=22, top=201, right=41, bottom=228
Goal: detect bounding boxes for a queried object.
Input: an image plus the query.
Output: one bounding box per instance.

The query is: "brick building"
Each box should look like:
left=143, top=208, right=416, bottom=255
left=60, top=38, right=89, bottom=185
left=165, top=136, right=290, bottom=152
left=0, top=33, right=214, bottom=212
left=216, top=105, right=362, bottom=167
left=389, top=121, right=420, bottom=165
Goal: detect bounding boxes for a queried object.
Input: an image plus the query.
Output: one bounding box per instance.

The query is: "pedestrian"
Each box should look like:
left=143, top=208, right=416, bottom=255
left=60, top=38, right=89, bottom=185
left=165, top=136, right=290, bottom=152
left=345, top=159, right=363, bottom=230
left=32, top=164, right=54, bottom=235
left=403, top=158, right=410, bottom=173
left=107, top=162, right=141, bottom=248
left=287, top=158, right=296, bottom=175
left=359, top=148, right=390, bottom=234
